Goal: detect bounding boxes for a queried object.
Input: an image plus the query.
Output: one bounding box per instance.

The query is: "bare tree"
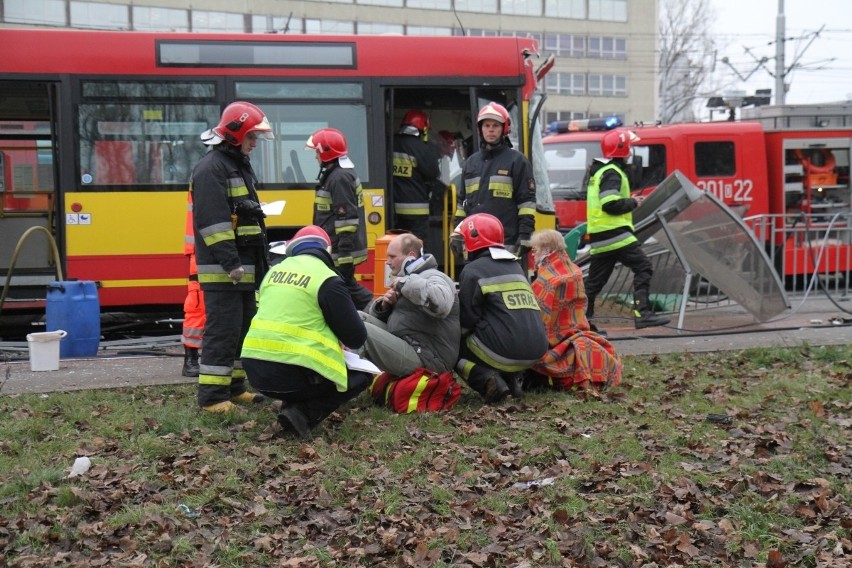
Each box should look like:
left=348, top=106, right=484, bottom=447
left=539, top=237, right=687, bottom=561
left=658, top=0, right=716, bottom=123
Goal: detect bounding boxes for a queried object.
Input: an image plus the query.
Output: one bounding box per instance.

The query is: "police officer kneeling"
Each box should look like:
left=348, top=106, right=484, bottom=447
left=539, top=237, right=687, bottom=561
left=241, top=225, right=370, bottom=440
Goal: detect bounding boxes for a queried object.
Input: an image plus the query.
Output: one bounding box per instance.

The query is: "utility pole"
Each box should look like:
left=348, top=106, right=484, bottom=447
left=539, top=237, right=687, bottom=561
left=775, top=0, right=785, bottom=104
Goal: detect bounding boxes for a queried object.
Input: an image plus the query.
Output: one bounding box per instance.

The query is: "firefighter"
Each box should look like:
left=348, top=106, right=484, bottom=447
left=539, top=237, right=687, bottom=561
left=191, top=101, right=271, bottom=412
left=453, top=213, right=548, bottom=403
left=455, top=102, right=537, bottom=265
left=391, top=109, right=444, bottom=243
left=181, top=191, right=204, bottom=378
left=241, top=225, right=370, bottom=440
left=306, top=128, right=373, bottom=310
left=584, top=129, right=670, bottom=329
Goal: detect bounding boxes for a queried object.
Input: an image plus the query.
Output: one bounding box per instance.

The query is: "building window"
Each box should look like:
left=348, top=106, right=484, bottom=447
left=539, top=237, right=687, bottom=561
left=588, top=36, right=627, bottom=59
left=455, top=0, right=498, bottom=11
left=251, top=15, right=302, bottom=34
left=588, top=0, right=627, bottom=22
left=134, top=6, right=189, bottom=31
left=406, top=25, right=451, bottom=35
left=544, top=33, right=585, bottom=58
left=587, top=74, right=627, bottom=97
left=501, top=30, right=542, bottom=44
left=406, top=0, right=452, bottom=9
left=501, top=0, right=542, bottom=16
left=357, top=22, right=404, bottom=34
left=305, top=19, right=355, bottom=34
left=6, top=0, right=66, bottom=26
left=71, top=1, right=129, bottom=29
left=358, top=0, right=404, bottom=5
left=545, top=73, right=586, bottom=96
left=545, top=110, right=586, bottom=126
left=462, top=28, right=500, bottom=37
left=544, top=0, right=584, bottom=18
left=192, top=10, right=245, bottom=32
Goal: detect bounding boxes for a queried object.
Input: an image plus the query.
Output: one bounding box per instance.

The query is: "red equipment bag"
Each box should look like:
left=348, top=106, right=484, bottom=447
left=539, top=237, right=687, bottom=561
left=370, top=368, right=461, bottom=413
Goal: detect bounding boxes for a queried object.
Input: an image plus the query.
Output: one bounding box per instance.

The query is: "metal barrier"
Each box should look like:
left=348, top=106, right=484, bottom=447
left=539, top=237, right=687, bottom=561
left=587, top=211, right=851, bottom=325
left=745, top=212, right=852, bottom=297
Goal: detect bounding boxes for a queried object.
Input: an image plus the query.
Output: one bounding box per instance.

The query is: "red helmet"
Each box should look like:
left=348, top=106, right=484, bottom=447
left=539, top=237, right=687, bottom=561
left=285, top=225, right=332, bottom=256
left=402, top=109, right=430, bottom=132
left=306, top=128, right=348, bottom=162
left=601, top=129, right=638, bottom=159
left=204, top=101, right=273, bottom=146
left=477, top=102, right=511, bottom=136
left=455, top=213, right=504, bottom=253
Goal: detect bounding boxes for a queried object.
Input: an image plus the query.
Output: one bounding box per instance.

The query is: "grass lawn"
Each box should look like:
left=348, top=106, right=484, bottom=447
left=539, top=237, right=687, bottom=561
left=0, top=345, right=850, bottom=567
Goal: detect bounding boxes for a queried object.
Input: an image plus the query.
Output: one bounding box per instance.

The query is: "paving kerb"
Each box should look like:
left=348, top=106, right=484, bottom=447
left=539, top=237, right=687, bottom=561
left=1, top=296, right=850, bottom=396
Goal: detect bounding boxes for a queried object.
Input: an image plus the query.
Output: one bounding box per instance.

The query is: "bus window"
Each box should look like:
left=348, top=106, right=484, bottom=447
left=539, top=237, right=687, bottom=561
left=0, top=136, right=54, bottom=212
left=78, top=103, right=217, bottom=187
left=235, top=81, right=369, bottom=185
left=78, top=80, right=219, bottom=188
left=251, top=103, right=369, bottom=185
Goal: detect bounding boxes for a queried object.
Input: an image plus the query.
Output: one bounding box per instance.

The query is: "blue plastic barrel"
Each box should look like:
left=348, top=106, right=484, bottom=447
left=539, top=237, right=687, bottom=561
left=46, top=281, right=101, bottom=358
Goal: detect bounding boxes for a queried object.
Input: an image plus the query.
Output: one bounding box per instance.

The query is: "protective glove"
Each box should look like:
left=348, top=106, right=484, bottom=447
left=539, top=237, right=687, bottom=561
left=516, top=236, right=532, bottom=260
left=337, top=262, right=355, bottom=281
left=235, top=200, right=266, bottom=220
left=229, top=267, right=245, bottom=283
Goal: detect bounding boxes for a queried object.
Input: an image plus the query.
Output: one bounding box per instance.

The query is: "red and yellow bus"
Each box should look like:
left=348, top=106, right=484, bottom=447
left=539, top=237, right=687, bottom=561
left=1, top=28, right=554, bottom=312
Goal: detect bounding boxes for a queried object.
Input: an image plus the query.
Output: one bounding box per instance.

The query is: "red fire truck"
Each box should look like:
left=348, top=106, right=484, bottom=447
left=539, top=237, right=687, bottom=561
left=543, top=104, right=852, bottom=280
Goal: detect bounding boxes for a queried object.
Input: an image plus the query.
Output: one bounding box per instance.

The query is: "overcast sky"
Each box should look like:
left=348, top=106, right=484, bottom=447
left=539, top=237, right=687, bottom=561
left=709, top=0, right=852, bottom=104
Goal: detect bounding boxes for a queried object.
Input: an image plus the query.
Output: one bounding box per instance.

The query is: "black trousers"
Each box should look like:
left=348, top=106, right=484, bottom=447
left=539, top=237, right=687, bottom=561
left=394, top=214, right=429, bottom=242
left=197, top=290, right=256, bottom=407
left=244, top=358, right=371, bottom=429
left=584, top=242, right=653, bottom=300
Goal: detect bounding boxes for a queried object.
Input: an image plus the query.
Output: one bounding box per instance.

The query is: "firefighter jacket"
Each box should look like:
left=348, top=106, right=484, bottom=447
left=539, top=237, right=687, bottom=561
left=457, top=248, right=548, bottom=371
left=456, top=143, right=537, bottom=246
left=367, top=253, right=461, bottom=373
left=241, top=249, right=367, bottom=392
left=392, top=132, right=442, bottom=218
left=190, top=144, right=268, bottom=291
left=313, top=161, right=368, bottom=268
left=586, top=159, right=639, bottom=255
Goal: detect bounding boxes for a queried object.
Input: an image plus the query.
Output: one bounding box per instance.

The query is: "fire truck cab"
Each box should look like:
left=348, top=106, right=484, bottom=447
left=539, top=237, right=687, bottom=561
left=542, top=104, right=852, bottom=281
left=543, top=120, right=770, bottom=229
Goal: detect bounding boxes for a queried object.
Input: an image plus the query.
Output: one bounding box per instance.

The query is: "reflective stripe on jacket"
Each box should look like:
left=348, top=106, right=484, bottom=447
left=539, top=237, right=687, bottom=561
left=191, top=145, right=266, bottom=291
left=586, top=162, right=637, bottom=254
left=241, top=254, right=348, bottom=391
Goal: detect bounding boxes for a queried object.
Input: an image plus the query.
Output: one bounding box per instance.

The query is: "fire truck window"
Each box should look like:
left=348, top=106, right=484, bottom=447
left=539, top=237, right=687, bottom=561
left=694, top=141, right=735, bottom=178
left=633, top=144, right=666, bottom=190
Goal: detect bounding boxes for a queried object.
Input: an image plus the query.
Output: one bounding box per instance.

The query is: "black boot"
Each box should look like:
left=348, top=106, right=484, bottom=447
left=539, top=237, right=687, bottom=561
left=504, top=372, right=524, bottom=399
left=181, top=346, right=200, bottom=377
left=585, top=294, right=596, bottom=320
left=482, top=371, right=510, bottom=404
left=633, top=291, right=670, bottom=329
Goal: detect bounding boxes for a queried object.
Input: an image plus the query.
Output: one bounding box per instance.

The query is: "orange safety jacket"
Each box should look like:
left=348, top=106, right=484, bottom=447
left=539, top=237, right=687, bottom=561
left=183, top=192, right=205, bottom=349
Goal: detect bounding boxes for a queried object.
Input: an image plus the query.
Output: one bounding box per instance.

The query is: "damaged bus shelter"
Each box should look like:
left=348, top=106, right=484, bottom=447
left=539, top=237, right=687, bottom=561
left=574, top=171, right=790, bottom=331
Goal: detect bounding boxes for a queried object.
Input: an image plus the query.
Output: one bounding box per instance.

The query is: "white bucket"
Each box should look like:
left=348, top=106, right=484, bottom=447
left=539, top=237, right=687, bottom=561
left=26, top=330, right=67, bottom=372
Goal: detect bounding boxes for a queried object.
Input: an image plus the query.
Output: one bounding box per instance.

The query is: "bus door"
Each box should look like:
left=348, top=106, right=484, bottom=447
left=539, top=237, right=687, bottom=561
left=385, top=86, right=479, bottom=277
left=386, top=86, right=525, bottom=280
left=0, top=80, right=60, bottom=308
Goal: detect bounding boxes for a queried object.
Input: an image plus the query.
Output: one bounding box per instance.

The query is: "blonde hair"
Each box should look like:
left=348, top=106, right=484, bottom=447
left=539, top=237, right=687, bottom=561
left=530, top=229, right=566, bottom=254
